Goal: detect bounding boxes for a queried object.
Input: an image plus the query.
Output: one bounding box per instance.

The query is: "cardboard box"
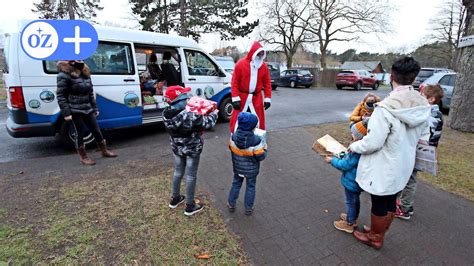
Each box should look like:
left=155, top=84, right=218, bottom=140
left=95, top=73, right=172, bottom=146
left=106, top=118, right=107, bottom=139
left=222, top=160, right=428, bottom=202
left=312, top=134, right=347, bottom=157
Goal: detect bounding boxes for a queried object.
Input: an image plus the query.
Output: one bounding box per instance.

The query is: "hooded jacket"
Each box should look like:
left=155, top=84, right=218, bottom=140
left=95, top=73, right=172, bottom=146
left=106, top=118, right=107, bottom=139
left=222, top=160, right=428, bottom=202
left=349, top=88, right=431, bottom=195
left=350, top=102, right=374, bottom=123
left=330, top=151, right=362, bottom=193
left=163, top=94, right=218, bottom=157
left=428, top=104, right=443, bottom=147
left=229, top=128, right=267, bottom=177
left=230, top=41, right=272, bottom=132
left=56, top=61, right=97, bottom=117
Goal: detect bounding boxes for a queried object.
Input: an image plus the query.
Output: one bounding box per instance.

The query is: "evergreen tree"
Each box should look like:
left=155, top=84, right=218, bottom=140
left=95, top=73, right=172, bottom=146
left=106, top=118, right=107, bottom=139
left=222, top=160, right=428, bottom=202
left=129, top=0, right=258, bottom=41
left=32, top=0, right=103, bottom=21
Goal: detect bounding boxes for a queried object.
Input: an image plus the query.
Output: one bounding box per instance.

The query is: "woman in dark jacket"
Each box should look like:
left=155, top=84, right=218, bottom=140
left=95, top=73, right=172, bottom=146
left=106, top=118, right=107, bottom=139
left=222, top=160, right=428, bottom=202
left=56, top=60, right=117, bottom=165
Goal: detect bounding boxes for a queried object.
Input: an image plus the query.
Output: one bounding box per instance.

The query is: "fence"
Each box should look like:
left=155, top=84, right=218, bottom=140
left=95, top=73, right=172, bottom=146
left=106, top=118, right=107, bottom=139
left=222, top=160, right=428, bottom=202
left=298, top=68, right=339, bottom=88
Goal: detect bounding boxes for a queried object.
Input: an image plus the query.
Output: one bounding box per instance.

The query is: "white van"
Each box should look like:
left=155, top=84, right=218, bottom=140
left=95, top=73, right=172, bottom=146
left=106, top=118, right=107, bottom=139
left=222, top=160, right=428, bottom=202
left=2, top=23, right=233, bottom=146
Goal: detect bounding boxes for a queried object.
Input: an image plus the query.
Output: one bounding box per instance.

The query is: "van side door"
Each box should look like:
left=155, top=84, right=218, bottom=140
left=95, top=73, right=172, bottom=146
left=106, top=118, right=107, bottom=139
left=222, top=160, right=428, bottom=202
left=85, top=41, right=142, bottom=129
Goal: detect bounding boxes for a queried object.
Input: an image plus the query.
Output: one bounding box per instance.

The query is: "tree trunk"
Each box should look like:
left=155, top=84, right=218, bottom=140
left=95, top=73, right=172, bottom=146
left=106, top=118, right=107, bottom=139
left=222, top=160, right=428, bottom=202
left=320, top=49, right=327, bottom=70
left=66, top=0, right=75, bottom=19
left=449, top=0, right=474, bottom=132
left=286, top=53, right=293, bottom=68
left=179, top=0, right=187, bottom=37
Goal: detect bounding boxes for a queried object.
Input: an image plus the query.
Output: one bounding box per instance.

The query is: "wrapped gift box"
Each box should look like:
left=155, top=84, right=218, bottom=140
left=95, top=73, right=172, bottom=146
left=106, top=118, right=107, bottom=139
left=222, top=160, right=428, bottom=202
left=186, top=96, right=217, bottom=115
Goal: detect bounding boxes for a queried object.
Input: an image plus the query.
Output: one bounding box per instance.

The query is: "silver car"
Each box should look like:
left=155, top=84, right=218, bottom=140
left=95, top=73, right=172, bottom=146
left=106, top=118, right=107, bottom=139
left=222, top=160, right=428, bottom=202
left=419, top=72, right=456, bottom=111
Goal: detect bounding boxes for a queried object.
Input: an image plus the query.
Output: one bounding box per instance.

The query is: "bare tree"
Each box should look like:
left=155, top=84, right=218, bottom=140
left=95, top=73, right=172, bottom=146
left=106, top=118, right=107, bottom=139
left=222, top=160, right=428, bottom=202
left=259, top=0, right=315, bottom=68
left=449, top=0, right=474, bottom=132
left=430, top=0, right=467, bottom=68
left=309, top=0, right=389, bottom=69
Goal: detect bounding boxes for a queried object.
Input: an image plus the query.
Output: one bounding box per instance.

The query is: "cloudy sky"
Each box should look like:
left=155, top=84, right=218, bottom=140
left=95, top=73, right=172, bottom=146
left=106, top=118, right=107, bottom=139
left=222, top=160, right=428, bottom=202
left=0, top=0, right=445, bottom=54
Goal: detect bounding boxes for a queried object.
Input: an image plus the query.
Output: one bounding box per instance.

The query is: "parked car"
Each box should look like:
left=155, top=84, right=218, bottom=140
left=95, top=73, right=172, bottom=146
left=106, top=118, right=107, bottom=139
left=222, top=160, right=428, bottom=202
left=214, top=56, right=236, bottom=75
left=278, top=69, right=314, bottom=88
left=419, top=72, right=456, bottom=111
left=413, top=68, right=453, bottom=88
left=336, top=70, right=379, bottom=90
left=267, top=62, right=281, bottom=90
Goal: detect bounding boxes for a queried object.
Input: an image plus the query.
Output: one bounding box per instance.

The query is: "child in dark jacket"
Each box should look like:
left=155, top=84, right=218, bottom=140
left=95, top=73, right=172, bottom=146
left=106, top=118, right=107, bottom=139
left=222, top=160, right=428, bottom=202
left=227, top=112, right=267, bottom=215
left=325, top=121, right=367, bottom=233
left=163, top=86, right=218, bottom=216
left=396, top=84, right=444, bottom=220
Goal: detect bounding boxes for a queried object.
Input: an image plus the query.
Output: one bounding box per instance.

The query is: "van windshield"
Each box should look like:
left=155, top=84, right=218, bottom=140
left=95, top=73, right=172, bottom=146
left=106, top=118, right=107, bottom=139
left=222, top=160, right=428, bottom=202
left=44, top=41, right=135, bottom=75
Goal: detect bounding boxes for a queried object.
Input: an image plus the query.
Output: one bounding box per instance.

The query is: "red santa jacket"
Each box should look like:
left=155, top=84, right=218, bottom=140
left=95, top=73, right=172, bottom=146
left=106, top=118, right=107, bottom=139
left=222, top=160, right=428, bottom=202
left=230, top=41, right=272, bottom=132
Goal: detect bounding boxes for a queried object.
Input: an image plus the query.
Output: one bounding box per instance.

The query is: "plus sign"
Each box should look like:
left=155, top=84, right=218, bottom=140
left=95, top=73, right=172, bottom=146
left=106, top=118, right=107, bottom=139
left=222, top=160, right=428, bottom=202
left=63, top=26, right=91, bottom=55
left=36, top=27, right=43, bottom=36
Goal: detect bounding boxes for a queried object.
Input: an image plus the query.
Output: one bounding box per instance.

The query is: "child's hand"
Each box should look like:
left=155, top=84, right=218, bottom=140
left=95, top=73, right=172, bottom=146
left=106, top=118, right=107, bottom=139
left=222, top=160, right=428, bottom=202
left=324, top=156, right=333, bottom=163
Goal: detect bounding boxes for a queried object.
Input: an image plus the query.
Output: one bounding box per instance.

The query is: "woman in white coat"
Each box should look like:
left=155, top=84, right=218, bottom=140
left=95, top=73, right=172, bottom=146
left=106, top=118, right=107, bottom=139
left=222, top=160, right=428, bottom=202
left=349, top=57, right=431, bottom=250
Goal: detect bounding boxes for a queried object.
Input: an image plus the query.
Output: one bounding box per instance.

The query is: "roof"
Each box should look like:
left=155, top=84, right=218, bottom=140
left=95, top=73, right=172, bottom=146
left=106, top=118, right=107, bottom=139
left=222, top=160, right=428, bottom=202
left=95, top=26, right=199, bottom=49
left=340, top=61, right=382, bottom=71
left=12, top=20, right=200, bottom=50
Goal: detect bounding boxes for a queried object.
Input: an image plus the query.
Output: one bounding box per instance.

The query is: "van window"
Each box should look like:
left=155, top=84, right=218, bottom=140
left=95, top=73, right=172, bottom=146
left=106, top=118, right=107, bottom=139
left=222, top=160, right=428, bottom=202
left=44, top=41, right=135, bottom=75
left=184, top=50, right=220, bottom=76
left=2, top=35, right=9, bottom=73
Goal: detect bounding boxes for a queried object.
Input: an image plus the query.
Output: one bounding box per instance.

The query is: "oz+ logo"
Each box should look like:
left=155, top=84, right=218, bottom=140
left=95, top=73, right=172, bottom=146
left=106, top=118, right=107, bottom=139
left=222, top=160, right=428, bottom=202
left=21, top=20, right=98, bottom=60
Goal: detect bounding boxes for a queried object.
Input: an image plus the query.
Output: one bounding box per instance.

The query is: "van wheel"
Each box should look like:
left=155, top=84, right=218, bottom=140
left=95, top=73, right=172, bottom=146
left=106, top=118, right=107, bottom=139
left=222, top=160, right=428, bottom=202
left=336, top=85, right=343, bottom=90
left=272, top=85, right=278, bottom=90
left=305, top=85, right=311, bottom=88
left=59, top=121, right=95, bottom=149
left=290, top=81, right=296, bottom=88
left=218, top=97, right=233, bottom=122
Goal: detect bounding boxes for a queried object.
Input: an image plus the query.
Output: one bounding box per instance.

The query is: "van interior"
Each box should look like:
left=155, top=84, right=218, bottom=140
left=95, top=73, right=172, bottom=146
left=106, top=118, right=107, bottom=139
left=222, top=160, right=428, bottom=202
left=135, top=46, right=182, bottom=112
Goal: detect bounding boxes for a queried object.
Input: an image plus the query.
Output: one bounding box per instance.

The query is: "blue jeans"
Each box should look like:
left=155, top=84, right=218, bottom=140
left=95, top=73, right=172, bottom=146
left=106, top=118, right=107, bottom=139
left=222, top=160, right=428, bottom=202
left=228, top=174, right=257, bottom=210
left=172, top=154, right=200, bottom=205
left=344, top=188, right=361, bottom=224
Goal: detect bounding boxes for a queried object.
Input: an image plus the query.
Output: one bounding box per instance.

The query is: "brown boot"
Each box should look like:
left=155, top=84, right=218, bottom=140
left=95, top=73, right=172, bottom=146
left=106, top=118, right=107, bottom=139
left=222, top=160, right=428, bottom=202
left=98, top=140, right=117, bottom=158
left=353, top=214, right=387, bottom=250
left=363, top=211, right=395, bottom=233
left=77, top=146, right=96, bottom=166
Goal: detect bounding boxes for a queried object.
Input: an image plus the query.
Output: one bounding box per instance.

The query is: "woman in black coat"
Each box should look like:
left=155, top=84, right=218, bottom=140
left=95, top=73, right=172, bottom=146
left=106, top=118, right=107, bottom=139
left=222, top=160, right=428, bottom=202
left=56, top=60, right=117, bottom=165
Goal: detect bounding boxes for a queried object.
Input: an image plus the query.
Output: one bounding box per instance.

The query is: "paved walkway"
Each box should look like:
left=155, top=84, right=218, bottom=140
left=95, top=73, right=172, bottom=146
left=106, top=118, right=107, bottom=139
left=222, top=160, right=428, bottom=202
left=199, top=126, right=474, bottom=265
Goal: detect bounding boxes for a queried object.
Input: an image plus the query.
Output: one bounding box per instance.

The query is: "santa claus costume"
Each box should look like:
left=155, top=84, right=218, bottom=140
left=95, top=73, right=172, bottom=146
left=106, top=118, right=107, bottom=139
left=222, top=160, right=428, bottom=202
left=230, top=41, right=272, bottom=132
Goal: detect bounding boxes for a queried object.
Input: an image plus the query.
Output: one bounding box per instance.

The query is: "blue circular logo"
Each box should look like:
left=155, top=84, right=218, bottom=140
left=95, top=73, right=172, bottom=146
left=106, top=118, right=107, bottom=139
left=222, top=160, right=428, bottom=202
left=124, top=93, right=139, bottom=108
left=195, top=88, right=203, bottom=96
left=204, top=86, right=215, bottom=99
left=40, top=90, right=55, bottom=103
left=29, top=99, right=41, bottom=109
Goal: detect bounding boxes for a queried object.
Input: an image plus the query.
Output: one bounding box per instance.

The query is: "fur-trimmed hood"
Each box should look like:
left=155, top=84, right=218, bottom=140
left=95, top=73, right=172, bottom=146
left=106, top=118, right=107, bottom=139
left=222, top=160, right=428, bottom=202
left=57, top=61, right=91, bottom=78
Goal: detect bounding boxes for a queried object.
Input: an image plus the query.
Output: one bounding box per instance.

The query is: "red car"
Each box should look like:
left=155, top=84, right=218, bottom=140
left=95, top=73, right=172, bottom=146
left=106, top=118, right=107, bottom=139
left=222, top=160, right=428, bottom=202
left=336, top=70, right=380, bottom=90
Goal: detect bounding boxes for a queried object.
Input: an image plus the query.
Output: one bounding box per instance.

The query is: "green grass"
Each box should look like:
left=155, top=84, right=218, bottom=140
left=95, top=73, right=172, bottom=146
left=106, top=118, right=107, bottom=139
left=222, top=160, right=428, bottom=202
left=306, top=121, right=474, bottom=201
left=418, top=120, right=474, bottom=201
left=0, top=162, right=247, bottom=264
left=0, top=82, right=5, bottom=101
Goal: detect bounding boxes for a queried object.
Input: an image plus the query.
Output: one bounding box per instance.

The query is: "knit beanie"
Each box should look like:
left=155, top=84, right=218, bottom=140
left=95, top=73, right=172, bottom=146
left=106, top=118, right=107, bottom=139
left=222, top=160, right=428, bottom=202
left=238, top=112, right=258, bottom=131
left=351, top=120, right=368, bottom=140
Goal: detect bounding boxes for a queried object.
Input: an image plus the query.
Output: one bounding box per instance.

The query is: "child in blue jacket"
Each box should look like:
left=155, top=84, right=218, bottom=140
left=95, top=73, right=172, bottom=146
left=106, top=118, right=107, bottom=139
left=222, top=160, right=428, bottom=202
left=227, top=112, right=267, bottom=216
left=325, top=121, right=367, bottom=233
